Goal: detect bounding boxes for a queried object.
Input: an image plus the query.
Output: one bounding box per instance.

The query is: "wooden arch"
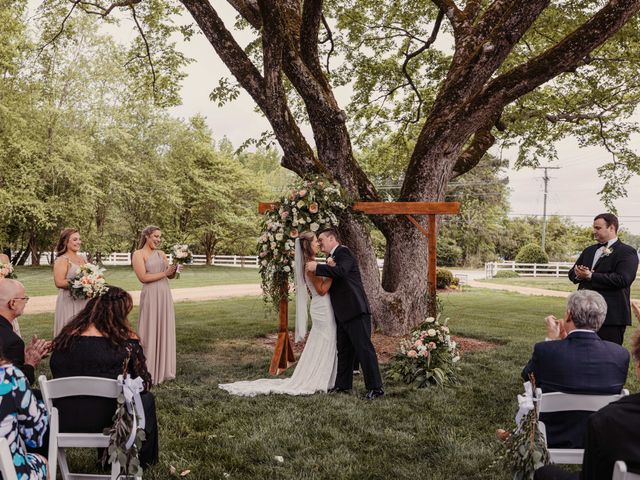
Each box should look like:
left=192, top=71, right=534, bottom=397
left=258, top=201, right=460, bottom=374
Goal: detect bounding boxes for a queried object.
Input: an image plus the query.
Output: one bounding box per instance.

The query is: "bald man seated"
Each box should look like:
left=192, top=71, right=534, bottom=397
left=0, top=279, right=49, bottom=385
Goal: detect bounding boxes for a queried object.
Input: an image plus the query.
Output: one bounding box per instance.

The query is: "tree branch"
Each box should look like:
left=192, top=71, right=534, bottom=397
left=130, top=5, right=157, bottom=102
left=401, top=8, right=444, bottom=124
left=431, top=0, right=466, bottom=37
left=320, top=14, right=334, bottom=73
left=226, top=0, right=262, bottom=29
left=479, top=0, right=640, bottom=114
left=76, top=0, right=142, bottom=17
left=449, top=124, right=496, bottom=179
left=300, top=0, right=324, bottom=79
left=38, top=0, right=79, bottom=54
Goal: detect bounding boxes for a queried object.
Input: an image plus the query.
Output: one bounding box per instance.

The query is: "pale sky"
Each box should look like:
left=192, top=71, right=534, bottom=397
left=28, top=2, right=640, bottom=233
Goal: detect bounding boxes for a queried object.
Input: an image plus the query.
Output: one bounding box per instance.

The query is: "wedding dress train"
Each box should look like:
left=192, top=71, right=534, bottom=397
left=218, top=278, right=337, bottom=397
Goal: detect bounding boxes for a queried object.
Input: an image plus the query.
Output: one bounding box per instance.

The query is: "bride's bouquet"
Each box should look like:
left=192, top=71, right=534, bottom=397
left=69, top=264, right=109, bottom=300
left=0, top=261, right=16, bottom=279
left=171, top=244, right=192, bottom=279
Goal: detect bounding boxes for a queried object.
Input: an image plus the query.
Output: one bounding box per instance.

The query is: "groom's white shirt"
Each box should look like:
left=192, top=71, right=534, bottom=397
left=329, top=244, right=339, bottom=257
left=591, top=236, right=618, bottom=269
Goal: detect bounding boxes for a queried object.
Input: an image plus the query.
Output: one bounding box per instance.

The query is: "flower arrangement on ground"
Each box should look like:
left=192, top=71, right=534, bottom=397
left=258, top=176, right=349, bottom=309
left=69, top=264, right=109, bottom=300
left=171, top=244, right=192, bottom=279
left=0, top=262, right=16, bottom=279
left=388, top=315, right=461, bottom=387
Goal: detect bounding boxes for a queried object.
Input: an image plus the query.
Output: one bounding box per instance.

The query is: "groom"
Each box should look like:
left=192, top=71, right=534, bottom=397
left=306, top=228, right=384, bottom=400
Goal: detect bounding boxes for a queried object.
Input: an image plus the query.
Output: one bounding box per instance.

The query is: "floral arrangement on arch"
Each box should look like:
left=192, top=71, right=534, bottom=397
left=387, top=315, right=461, bottom=388
left=258, top=176, right=349, bottom=309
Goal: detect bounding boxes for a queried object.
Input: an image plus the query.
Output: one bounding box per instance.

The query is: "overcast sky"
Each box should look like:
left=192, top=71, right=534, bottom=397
left=29, top=2, right=640, bottom=233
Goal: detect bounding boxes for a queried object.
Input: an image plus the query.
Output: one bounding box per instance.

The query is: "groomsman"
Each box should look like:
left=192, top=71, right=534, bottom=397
left=569, top=213, right=639, bottom=344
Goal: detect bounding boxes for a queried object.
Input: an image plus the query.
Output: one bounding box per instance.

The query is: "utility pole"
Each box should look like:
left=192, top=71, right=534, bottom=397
left=535, top=166, right=560, bottom=252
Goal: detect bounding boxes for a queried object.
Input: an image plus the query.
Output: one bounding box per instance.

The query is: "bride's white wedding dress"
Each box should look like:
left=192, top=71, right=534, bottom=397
left=218, top=276, right=337, bottom=396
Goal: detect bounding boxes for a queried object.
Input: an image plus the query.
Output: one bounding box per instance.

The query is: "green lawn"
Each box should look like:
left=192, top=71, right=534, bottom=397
left=12, top=265, right=260, bottom=296
left=20, top=290, right=639, bottom=480
left=481, top=276, right=640, bottom=297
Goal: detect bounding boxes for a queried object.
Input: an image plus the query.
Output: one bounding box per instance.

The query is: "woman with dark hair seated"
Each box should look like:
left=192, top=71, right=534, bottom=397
left=0, top=340, right=49, bottom=478
left=49, top=286, right=158, bottom=468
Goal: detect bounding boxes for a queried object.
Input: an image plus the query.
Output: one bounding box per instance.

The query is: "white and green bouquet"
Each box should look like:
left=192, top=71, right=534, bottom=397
left=171, top=244, right=192, bottom=279
left=388, top=316, right=461, bottom=388
left=69, top=264, right=109, bottom=300
left=0, top=261, right=16, bottom=279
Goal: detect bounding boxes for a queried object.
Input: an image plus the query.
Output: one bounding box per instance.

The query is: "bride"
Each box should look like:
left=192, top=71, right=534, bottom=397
left=219, top=231, right=337, bottom=396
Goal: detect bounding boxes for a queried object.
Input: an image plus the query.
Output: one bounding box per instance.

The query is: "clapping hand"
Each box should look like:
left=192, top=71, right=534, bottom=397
left=574, top=265, right=592, bottom=280
left=544, top=315, right=567, bottom=340
left=25, top=335, right=50, bottom=367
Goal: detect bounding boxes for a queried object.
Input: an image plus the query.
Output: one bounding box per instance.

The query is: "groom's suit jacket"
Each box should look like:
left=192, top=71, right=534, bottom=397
left=315, top=245, right=370, bottom=323
left=521, top=331, right=629, bottom=448
left=568, top=240, right=638, bottom=326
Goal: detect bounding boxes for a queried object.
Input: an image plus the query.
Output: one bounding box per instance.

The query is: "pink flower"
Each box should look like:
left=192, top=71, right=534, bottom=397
left=428, top=342, right=436, bottom=349
left=308, top=202, right=319, bottom=213
left=414, top=340, right=423, bottom=348
left=280, top=211, right=289, bottom=220
left=422, top=350, right=430, bottom=357
left=259, top=251, right=267, bottom=258
left=407, top=350, right=418, bottom=358
left=289, top=228, right=299, bottom=238
left=299, top=189, right=307, bottom=197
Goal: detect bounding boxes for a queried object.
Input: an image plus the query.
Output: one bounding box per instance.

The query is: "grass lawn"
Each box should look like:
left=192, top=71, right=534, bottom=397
left=20, top=290, right=639, bottom=479
left=481, top=276, right=640, bottom=298
left=12, top=265, right=260, bottom=296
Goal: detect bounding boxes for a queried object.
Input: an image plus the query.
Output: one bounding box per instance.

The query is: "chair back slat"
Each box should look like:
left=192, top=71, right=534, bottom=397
left=0, top=437, right=18, bottom=480
left=613, top=460, right=640, bottom=480
left=39, top=375, right=119, bottom=410
left=536, top=388, right=629, bottom=414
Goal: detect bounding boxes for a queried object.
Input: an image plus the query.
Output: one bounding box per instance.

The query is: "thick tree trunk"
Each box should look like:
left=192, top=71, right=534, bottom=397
left=28, top=232, right=39, bottom=266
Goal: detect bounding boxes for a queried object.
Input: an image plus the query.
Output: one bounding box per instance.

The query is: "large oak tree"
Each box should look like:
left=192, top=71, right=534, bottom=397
left=45, top=0, right=640, bottom=334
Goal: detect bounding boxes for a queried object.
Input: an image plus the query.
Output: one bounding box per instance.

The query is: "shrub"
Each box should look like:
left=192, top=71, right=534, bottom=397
left=437, top=238, right=463, bottom=266
left=494, top=270, right=520, bottom=278
left=515, top=243, right=549, bottom=264
left=436, top=268, right=454, bottom=289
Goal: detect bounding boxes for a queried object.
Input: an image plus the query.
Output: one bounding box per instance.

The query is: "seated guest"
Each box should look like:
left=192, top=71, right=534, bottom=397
left=521, top=289, right=629, bottom=448
left=50, top=286, right=158, bottom=468
left=0, top=341, right=49, bottom=479
left=534, top=328, right=640, bottom=480
left=0, top=279, right=49, bottom=385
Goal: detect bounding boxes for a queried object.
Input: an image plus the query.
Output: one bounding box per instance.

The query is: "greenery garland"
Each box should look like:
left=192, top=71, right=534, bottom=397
left=257, top=176, right=349, bottom=309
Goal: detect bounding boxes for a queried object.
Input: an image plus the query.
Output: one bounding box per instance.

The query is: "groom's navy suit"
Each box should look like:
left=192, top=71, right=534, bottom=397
left=521, top=331, right=629, bottom=448
left=316, top=245, right=382, bottom=391
left=569, top=239, right=638, bottom=343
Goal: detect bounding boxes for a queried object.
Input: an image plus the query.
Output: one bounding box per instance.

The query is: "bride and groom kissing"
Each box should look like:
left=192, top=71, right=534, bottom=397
left=219, top=228, right=384, bottom=400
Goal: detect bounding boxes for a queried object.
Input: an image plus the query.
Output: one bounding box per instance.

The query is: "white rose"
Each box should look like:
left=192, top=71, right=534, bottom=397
left=425, top=317, right=435, bottom=323
left=275, top=233, right=284, bottom=241
left=297, top=200, right=305, bottom=208
left=283, top=266, right=291, bottom=272
left=270, top=242, right=276, bottom=249
left=427, top=329, right=436, bottom=337
left=261, top=259, right=268, bottom=266
left=298, top=218, right=306, bottom=225
left=310, top=222, right=319, bottom=232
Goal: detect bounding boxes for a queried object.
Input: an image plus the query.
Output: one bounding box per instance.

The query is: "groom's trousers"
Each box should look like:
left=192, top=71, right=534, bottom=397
left=335, top=314, right=382, bottom=391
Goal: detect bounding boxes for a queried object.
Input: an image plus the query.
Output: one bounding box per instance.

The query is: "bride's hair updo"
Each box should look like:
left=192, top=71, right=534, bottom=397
left=55, top=228, right=79, bottom=257
left=137, top=225, right=161, bottom=250
left=298, top=231, right=316, bottom=263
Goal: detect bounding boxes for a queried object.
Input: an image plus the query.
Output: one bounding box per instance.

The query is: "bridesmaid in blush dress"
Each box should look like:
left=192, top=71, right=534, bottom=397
left=53, top=228, right=89, bottom=336
left=132, top=225, right=177, bottom=385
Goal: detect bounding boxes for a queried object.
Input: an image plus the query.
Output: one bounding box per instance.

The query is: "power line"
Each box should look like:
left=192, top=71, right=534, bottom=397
left=535, top=166, right=561, bottom=252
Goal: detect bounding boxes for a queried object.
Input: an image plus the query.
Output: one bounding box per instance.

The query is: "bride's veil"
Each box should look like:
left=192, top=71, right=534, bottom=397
left=294, top=238, right=309, bottom=342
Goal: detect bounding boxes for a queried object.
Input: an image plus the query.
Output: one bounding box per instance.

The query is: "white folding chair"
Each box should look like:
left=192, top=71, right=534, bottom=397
left=613, top=461, right=640, bottom=480
left=39, top=375, right=142, bottom=480
left=0, top=437, right=18, bottom=480
left=535, top=388, right=629, bottom=464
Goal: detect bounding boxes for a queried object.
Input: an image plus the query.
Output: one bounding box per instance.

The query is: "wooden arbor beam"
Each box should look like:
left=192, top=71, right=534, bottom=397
left=258, top=201, right=460, bottom=375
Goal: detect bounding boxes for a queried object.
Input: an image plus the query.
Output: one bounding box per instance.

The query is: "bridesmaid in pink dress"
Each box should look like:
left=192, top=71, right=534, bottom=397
left=132, top=225, right=177, bottom=385
left=53, top=228, right=89, bottom=336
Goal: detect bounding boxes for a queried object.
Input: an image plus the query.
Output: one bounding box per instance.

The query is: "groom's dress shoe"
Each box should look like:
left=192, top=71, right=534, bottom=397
left=363, top=389, right=384, bottom=400
left=327, top=387, right=351, bottom=394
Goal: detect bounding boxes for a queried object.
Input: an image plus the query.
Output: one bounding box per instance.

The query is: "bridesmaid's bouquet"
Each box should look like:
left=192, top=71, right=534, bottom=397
left=69, top=264, right=109, bottom=300
left=0, top=261, right=16, bottom=279
left=171, top=244, right=192, bottom=279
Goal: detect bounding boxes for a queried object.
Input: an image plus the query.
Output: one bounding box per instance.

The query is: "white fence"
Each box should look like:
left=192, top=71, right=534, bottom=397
left=484, top=261, right=574, bottom=279
left=25, top=252, right=261, bottom=267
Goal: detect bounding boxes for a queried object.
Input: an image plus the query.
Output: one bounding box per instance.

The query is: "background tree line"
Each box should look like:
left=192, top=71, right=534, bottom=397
left=0, top=4, right=292, bottom=265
